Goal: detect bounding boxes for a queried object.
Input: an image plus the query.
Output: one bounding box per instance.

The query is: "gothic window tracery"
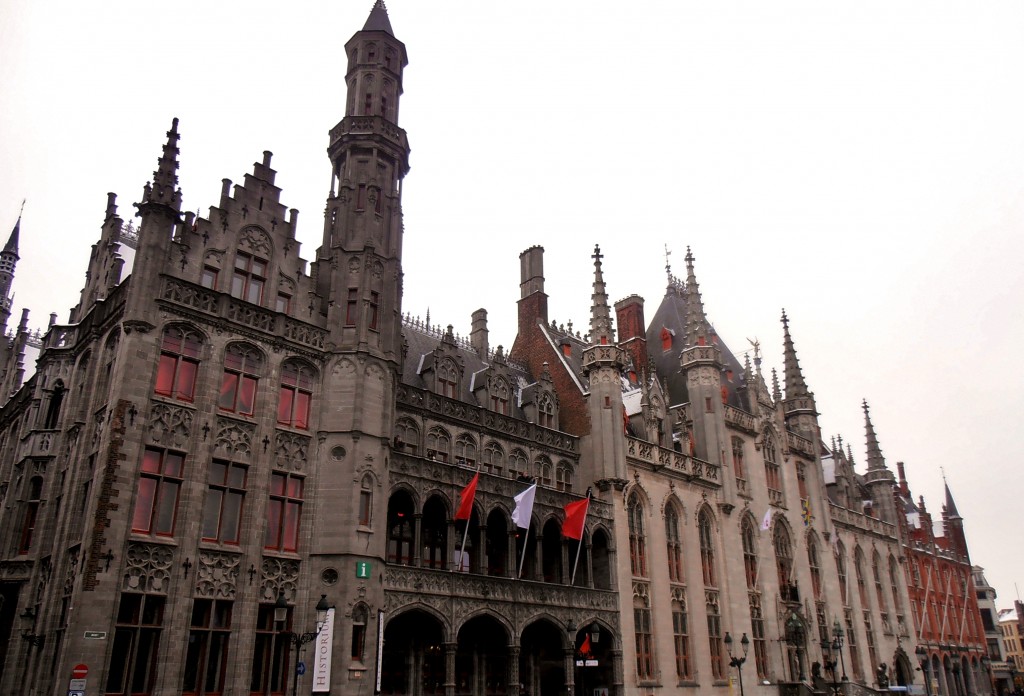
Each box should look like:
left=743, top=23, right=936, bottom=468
left=426, top=426, right=451, bottom=462
left=219, top=343, right=263, bottom=416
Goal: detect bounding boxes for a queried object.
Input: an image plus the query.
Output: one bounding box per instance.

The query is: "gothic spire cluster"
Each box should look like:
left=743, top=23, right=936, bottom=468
left=781, top=309, right=810, bottom=399
left=683, top=247, right=711, bottom=347
left=588, top=244, right=614, bottom=345
left=140, top=117, right=183, bottom=213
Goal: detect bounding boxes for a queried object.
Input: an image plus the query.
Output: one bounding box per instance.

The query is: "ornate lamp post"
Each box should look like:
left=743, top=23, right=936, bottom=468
left=275, top=592, right=331, bottom=696
left=725, top=632, right=750, bottom=696
left=822, top=635, right=841, bottom=695
left=831, top=619, right=847, bottom=682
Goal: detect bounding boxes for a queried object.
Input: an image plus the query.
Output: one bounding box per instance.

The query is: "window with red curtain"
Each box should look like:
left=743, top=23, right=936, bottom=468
left=250, top=603, right=290, bottom=694
left=368, top=291, right=380, bottom=330
left=231, top=252, right=266, bottom=305
left=132, top=448, right=185, bottom=536
left=345, top=289, right=358, bottom=326
left=155, top=326, right=202, bottom=401
left=201, top=460, right=247, bottom=544
left=665, top=505, right=683, bottom=583
left=219, top=344, right=262, bottom=416
left=277, top=361, right=314, bottom=430
left=634, top=602, right=655, bottom=680
left=699, top=510, right=716, bottom=587
left=265, top=472, right=303, bottom=552
left=105, top=594, right=165, bottom=696
left=627, top=493, right=647, bottom=577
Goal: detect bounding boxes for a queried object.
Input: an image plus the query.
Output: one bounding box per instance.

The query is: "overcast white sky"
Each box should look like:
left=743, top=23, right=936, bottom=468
left=2, top=1, right=1022, bottom=605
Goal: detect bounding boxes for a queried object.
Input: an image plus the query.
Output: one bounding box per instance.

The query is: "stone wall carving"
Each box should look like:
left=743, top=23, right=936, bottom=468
left=148, top=403, right=194, bottom=448
left=196, top=550, right=241, bottom=598
left=123, top=542, right=175, bottom=594
left=214, top=418, right=254, bottom=460
left=275, top=432, right=309, bottom=471
left=261, top=557, right=300, bottom=602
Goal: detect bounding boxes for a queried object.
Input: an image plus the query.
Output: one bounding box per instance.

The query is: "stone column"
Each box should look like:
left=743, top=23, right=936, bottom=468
left=565, top=647, right=577, bottom=694
left=445, top=642, right=457, bottom=696
left=611, top=648, right=625, bottom=696
left=585, top=539, right=594, bottom=589
left=508, top=645, right=521, bottom=696
left=508, top=529, right=518, bottom=579
left=413, top=513, right=423, bottom=566
left=479, top=523, right=488, bottom=574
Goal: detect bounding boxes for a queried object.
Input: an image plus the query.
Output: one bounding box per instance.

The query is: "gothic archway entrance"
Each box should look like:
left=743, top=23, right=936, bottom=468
left=455, top=614, right=510, bottom=695
left=380, top=609, right=446, bottom=695
left=571, top=621, right=614, bottom=696
left=894, top=649, right=913, bottom=688
left=520, top=619, right=567, bottom=696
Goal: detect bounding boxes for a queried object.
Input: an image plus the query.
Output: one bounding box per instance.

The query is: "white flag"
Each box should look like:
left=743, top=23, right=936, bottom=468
left=760, top=508, right=773, bottom=531
left=512, top=484, right=537, bottom=529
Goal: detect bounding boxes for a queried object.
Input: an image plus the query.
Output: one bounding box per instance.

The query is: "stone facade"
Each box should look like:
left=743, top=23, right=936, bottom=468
left=0, top=3, right=997, bottom=696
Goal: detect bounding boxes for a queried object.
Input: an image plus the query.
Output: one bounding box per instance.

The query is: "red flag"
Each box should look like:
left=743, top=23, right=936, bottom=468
left=455, top=473, right=479, bottom=521
left=562, top=497, right=589, bottom=540
left=580, top=634, right=592, bottom=656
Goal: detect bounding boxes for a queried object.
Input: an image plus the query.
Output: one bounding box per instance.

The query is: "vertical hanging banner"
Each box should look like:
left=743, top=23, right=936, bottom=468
left=312, top=607, right=335, bottom=693
left=375, top=610, right=385, bottom=694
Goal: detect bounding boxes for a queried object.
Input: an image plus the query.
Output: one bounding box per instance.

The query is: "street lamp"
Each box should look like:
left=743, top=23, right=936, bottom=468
left=19, top=607, right=43, bottom=648
left=275, top=592, right=331, bottom=696
left=831, top=619, right=847, bottom=682
left=822, top=636, right=840, bottom=695
left=725, top=632, right=750, bottom=696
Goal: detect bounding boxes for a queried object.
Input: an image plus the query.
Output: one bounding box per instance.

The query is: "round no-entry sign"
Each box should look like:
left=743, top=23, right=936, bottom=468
left=71, top=664, right=88, bottom=679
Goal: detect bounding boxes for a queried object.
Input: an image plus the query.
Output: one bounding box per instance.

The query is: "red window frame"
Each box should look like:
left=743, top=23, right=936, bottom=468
left=219, top=345, right=261, bottom=416
left=265, top=472, right=303, bottom=552
left=277, top=362, right=314, bottom=430
left=155, top=327, right=201, bottom=402
left=201, top=460, right=247, bottom=544
left=132, top=448, right=185, bottom=536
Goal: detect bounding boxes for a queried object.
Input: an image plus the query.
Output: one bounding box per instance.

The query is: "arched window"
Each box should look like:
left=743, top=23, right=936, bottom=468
left=671, top=587, right=692, bottom=679
left=836, top=540, right=849, bottom=605
left=627, top=492, right=647, bottom=577
left=508, top=449, right=528, bottom=479
left=219, top=343, right=262, bottom=416
left=490, top=378, right=510, bottom=415
left=44, top=379, right=66, bottom=429
left=278, top=360, right=315, bottom=429
left=732, top=436, right=746, bottom=488
left=764, top=432, right=782, bottom=499
left=421, top=497, right=448, bottom=569
left=454, top=434, right=477, bottom=467
left=394, top=418, right=419, bottom=455
left=155, top=325, right=202, bottom=401
left=436, top=359, right=459, bottom=399
left=750, top=593, right=769, bottom=678
left=18, top=476, right=43, bottom=553
left=482, top=441, right=504, bottom=476
left=742, top=517, right=758, bottom=589
left=426, top=427, right=451, bottom=462
left=855, top=547, right=869, bottom=606
left=358, top=474, right=373, bottom=527
left=535, top=456, right=552, bottom=487
left=485, top=509, right=508, bottom=577
left=231, top=250, right=267, bottom=304
left=351, top=603, right=369, bottom=663
left=538, top=396, right=555, bottom=429
left=808, top=536, right=822, bottom=600
left=889, top=555, right=904, bottom=617
left=873, top=551, right=889, bottom=629
left=698, top=509, right=716, bottom=587
left=386, top=490, right=414, bottom=564
left=665, top=504, right=683, bottom=583
left=774, top=523, right=793, bottom=597
left=634, top=593, right=655, bottom=680
left=555, top=462, right=573, bottom=492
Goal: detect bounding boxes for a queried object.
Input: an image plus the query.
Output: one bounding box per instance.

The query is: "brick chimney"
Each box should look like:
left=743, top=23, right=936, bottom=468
left=614, top=294, right=648, bottom=375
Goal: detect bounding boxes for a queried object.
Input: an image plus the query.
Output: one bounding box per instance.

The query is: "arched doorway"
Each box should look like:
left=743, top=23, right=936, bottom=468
left=520, top=619, right=567, bottom=696
left=381, top=609, right=446, bottom=695
left=571, top=621, right=614, bottom=696
left=894, top=649, right=913, bottom=688
left=456, top=614, right=510, bottom=695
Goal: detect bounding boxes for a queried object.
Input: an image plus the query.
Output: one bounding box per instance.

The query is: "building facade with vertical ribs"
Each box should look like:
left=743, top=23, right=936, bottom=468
left=0, top=3, right=996, bottom=696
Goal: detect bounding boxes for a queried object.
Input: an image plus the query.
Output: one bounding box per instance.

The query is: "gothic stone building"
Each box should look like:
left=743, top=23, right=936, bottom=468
left=0, top=3, right=994, bottom=696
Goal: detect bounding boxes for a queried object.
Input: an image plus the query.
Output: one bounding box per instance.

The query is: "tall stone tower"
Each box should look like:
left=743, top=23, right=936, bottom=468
left=862, top=400, right=898, bottom=524
left=0, top=212, right=20, bottom=333
left=307, top=0, right=411, bottom=666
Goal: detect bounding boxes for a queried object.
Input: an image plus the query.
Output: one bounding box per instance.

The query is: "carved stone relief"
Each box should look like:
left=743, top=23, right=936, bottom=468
left=123, top=542, right=175, bottom=594
left=214, top=418, right=254, bottom=460
left=261, top=557, right=300, bottom=602
left=196, top=550, right=241, bottom=599
left=148, top=403, right=194, bottom=448
left=275, top=432, right=309, bottom=472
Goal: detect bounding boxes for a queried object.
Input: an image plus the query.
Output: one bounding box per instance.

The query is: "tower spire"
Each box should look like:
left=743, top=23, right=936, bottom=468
left=588, top=245, right=614, bottom=345
left=0, top=207, right=21, bottom=332
left=683, top=247, right=712, bottom=346
left=862, top=399, right=886, bottom=471
left=363, top=0, right=395, bottom=35
left=781, top=309, right=809, bottom=398
left=140, top=117, right=183, bottom=213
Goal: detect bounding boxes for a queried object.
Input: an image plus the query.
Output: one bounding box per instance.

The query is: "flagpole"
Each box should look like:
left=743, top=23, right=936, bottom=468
left=569, top=536, right=584, bottom=586
left=518, top=524, right=531, bottom=579
left=457, top=515, right=471, bottom=572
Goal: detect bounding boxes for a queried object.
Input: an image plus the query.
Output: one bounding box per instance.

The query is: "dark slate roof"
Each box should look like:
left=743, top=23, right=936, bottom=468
left=363, top=0, right=395, bottom=35
left=400, top=320, right=535, bottom=418
left=645, top=283, right=749, bottom=411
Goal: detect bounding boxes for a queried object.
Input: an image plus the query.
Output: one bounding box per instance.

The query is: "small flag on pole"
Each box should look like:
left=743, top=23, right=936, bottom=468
left=512, top=483, right=537, bottom=529
left=562, top=498, right=590, bottom=540
left=455, top=473, right=479, bottom=521
left=579, top=634, right=592, bottom=657
left=760, top=508, right=773, bottom=531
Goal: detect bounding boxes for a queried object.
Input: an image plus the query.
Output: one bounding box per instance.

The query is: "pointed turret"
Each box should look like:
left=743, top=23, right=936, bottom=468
left=139, top=117, right=183, bottom=214
left=780, top=310, right=818, bottom=437
left=363, top=0, right=395, bottom=35
left=683, top=248, right=711, bottom=347
left=941, top=476, right=969, bottom=559
left=588, top=245, right=615, bottom=345
left=861, top=400, right=897, bottom=524
left=771, top=368, right=781, bottom=403
left=0, top=210, right=21, bottom=332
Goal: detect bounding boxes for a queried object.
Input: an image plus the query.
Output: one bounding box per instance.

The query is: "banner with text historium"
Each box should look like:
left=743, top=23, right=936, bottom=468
left=312, top=608, right=336, bottom=693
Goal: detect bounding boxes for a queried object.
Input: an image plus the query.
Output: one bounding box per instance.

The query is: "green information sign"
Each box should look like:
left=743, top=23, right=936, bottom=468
left=356, top=561, right=372, bottom=579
